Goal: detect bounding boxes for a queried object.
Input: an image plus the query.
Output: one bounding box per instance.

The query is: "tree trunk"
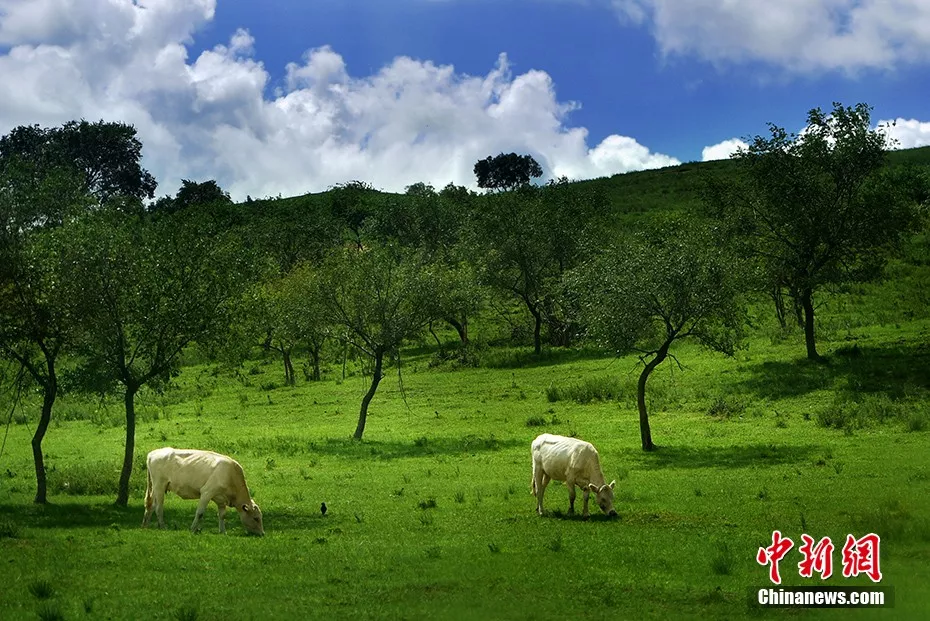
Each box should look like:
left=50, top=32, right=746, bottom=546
left=31, top=371, right=56, bottom=505
left=800, top=288, right=821, bottom=360
left=310, top=347, right=321, bottom=381
left=342, top=338, right=348, bottom=380
left=636, top=338, right=672, bottom=452
left=530, top=306, right=542, bottom=355
left=283, top=349, right=294, bottom=386
left=354, top=348, right=384, bottom=440
left=116, top=383, right=139, bottom=507
left=447, top=317, right=468, bottom=345
left=771, top=287, right=787, bottom=330
left=429, top=322, right=444, bottom=355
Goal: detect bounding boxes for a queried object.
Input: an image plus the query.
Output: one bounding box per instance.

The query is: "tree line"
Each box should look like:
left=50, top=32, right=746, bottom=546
left=1, top=103, right=926, bottom=506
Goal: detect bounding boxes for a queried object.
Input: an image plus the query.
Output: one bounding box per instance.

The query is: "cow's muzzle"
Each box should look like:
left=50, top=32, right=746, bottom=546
left=608, top=510, right=618, bottom=517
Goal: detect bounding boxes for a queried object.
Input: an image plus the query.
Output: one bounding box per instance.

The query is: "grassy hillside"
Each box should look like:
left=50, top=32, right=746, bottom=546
left=1, top=224, right=928, bottom=620
left=0, top=146, right=927, bottom=620
left=244, top=144, right=930, bottom=223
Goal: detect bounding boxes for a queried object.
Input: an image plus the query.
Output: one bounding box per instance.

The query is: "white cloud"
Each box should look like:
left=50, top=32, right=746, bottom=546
left=701, top=138, right=748, bottom=162
left=0, top=0, right=678, bottom=201
left=613, top=0, right=930, bottom=73
left=879, top=118, right=930, bottom=149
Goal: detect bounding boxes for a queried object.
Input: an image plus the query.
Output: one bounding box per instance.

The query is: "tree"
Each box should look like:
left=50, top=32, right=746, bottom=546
left=368, top=183, right=481, bottom=346
left=149, top=179, right=232, bottom=216
left=0, top=161, right=90, bottom=503
left=329, top=181, right=378, bottom=249
left=575, top=222, right=745, bottom=451
left=473, top=152, right=543, bottom=192
left=243, top=263, right=333, bottom=384
left=707, top=102, right=924, bottom=360
left=468, top=180, right=609, bottom=353
left=322, top=244, right=439, bottom=439
left=0, top=120, right=157, bottom=205
left=60, top=208, right=251, bottom=506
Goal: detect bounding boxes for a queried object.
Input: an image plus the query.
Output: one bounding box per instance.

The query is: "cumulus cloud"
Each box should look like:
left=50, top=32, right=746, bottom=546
left=701, top=138, right=748, bottom=162
left=0, top=0, right=678, bottom=200
left=879, top=118, right=930, bottom=149
left=612, top=0, right=930, bottom=73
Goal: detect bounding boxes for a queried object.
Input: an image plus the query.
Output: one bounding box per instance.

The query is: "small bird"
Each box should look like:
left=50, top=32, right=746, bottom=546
left=320, top=502, right=327, bottom=516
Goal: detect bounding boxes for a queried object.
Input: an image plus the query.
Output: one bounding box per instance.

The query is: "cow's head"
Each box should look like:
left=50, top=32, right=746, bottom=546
left=587, top=480, right=617, bottom=516
left=239, top=500, right=265, bottom=536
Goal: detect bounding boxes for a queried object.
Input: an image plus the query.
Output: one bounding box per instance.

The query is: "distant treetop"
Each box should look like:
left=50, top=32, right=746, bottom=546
left=473, top=152, right=543, bottom=192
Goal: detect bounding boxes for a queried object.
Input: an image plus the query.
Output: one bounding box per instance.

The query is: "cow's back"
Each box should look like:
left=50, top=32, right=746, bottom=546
left=532, top=434, right=596, bottom=482
left=147, top=448, right=241, bottom=500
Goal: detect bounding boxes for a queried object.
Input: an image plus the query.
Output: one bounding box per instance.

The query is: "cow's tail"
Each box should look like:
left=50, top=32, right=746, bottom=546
left=531, top=452, right=537, bottom=497
left=144, top=461, right=153, bottom=512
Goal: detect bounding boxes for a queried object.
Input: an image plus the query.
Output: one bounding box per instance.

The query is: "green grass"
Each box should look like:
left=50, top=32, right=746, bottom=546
left=2, top=221, right=930, bottom=619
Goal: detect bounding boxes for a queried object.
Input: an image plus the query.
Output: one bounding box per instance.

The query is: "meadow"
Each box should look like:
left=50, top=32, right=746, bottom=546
left=1, top=260, right=928, bottom=620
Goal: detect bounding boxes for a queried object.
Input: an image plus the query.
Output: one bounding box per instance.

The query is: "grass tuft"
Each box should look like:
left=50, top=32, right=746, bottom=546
left=545, top=376, right=627, bottom=404
left=710, top=542, right=734, bottom=575
left=36, top=604, right=64, bottom=621
left=28, top=580, right=54, bottom=600
left=174, top=605, right=199, bottom=621
left=0, top=518, right=20, bottom=539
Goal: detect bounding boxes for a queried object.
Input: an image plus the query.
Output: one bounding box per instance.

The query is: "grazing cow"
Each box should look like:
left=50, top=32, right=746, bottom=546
left=531, top=433, right=617, bottom=518
left=142, top=447, right=265, bottom=536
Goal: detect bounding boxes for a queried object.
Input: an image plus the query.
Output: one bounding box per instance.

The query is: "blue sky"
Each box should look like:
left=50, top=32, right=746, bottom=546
left=194, top=0, right=929, bottom=161
left=1, top=0, right=928, bottom=199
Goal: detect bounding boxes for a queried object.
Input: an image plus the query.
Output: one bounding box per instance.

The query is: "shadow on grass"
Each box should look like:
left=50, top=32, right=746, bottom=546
left=0, top=501, right=138, bottom=531
left=0, top=500, right=335, bottom=534
left=737, top=342, right=930, bottom=401
left=308, top=435, right=523, bottom=460
left=541, top=510, right=619, bottom=523
left=213, top=434, right=523, bottom=461
left=481, top=347, right=612, bottom=370
left=619, top=443, right=824, bottom=470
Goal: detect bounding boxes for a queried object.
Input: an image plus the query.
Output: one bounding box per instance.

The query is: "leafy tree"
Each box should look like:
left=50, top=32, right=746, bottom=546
left=322, top=244, right=439, bottom=439
left=0, top=120, right=156, bottom=205
left=369, top=183, right=481, bottom=345
left=246, top=195, right=342, bottom=273
left=150, top=179, right=232, bottom=216
left=473, top=152, right=543, bottom=192
left=468, top=180, right=609, bottom=353
left=243, top=263, right=333, bottom=384
left=59, top=208, right=251, bottom=505
left=575, top=222, right=745, bottom=451
left=329, top=180, right=378, bottom=249
left=0, top=161, right=89, bottom=503
left=707, top=102, right=925, bottom=359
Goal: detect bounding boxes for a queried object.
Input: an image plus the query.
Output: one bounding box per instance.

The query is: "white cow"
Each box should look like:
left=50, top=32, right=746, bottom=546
left=142, top=447, right=265, bottom=536
left=531, top=433, right=617, bottom=518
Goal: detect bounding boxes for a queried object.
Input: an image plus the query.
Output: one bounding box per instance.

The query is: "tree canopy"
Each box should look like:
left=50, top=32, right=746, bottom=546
left=473, top=152, right=543, bottom=192
left=707, top=102, right=925, bottom=360
left=0, top=120, right=156, bottom=205
left=575, top=221, right=745, bottom=451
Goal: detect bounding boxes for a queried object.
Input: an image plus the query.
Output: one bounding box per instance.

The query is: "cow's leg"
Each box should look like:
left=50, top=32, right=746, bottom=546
left=582, top=487, right=591, bottom=519
left=535, top=470, right=550, bottom=516
left=217, top=504, right=227, bottom=534
left=153, top=482, right=168, bottom=529
left=142, top=469, right=154, bottom=528
left=567, top=482, right=576, bottom=515
left=191, top=493, right=211, bottom=533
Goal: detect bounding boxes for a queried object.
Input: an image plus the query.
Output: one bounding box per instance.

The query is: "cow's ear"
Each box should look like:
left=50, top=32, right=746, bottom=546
left=587, top=483, right=599, bottom=492
left=608, top=480, right=616, bottom=489
left=241, top=503, right=250, bottom=513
